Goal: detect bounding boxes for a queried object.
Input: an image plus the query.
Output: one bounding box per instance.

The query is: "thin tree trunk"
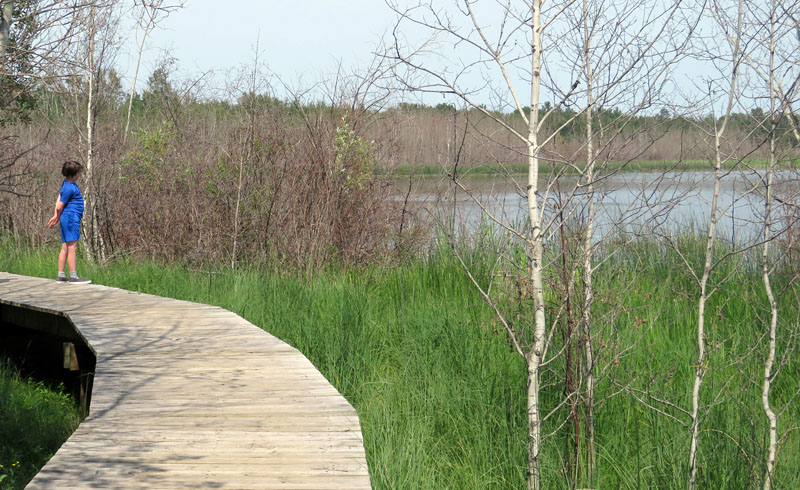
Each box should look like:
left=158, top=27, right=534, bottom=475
left=581, top=0, right=596, bottom=482
left=82, top=7, right=106, bottom=263
left=124, top=6, right=147, bottom=143
left=527, top=2, right=545, bottom=489
left=761, top=6, right=778, bottom=486
left=688, top=103, right=725, bottom=490
left=761, top=117, right=778, bottom=490
left=688, top=6, right=742, bottom=487
left=83, top=12, right=96, bottom=262
left=231, top=154, right=244, bottom=269
left=688, top=274, right=711, bottom=490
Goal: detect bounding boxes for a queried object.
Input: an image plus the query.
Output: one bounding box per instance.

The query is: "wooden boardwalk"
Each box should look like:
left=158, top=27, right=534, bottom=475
left=0, top=273, right=371, bottom=489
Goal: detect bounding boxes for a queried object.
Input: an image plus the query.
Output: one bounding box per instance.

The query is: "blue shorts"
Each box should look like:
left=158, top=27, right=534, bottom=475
left=59, top=212, right=82, bottom=243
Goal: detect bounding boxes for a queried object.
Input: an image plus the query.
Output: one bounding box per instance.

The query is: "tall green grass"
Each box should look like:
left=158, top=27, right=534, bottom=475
left=0, top=361, right=80, bottom=489
left=1, top=237, right=798, bottom=489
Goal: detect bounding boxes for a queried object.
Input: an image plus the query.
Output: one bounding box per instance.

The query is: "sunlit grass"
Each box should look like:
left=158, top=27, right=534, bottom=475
left=0, top=361, right=80, bottom=489
left=1, top=236, right=798, bottom=489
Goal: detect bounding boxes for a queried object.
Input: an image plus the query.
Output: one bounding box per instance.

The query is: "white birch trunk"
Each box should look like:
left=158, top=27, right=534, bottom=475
left=687, top=277, right=710, bottom=490
left=761, top=122, right=778, bottom=490
left=688, top=155, right=721, bottom=488
left=688, top=105, right=725, bottom=490
left=527, top=2, right=545, bottom=489
left=82, top=7, right=106, bottom=262
left=688, top=6, right=742, bottom=487
left=581, top=0, right=596, bottom=481
left=581, top=76, right=596, bottom=490
left=84, top=13, right=96, bottom=261
left=761, top=6, right=778, bottom=486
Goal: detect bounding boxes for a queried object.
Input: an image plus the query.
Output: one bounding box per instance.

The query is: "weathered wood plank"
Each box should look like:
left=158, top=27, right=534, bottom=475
left=27, top=475, right=371, bottom=490
left=0, top=272, right=371, bottom=489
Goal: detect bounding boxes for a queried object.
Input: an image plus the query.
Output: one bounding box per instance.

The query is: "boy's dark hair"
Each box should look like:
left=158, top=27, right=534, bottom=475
left=61, top=160, right=83, bottom=178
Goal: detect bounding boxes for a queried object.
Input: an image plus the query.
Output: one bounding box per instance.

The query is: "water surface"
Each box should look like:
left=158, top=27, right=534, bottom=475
left=395, top=170, right=800, bottom=242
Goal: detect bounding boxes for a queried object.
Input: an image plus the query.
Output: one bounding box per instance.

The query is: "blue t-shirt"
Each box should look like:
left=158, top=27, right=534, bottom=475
left=59, top=181, right=84, bottom=216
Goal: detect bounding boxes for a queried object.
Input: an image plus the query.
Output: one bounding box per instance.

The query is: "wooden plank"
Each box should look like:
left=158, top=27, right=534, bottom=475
left=28, top=475, right=371, bottom=490
left=31, top=462, right=370, bottom=475
left=0, top=272, right=371, bottom=489
left=62, top=429, right=366, bottom=444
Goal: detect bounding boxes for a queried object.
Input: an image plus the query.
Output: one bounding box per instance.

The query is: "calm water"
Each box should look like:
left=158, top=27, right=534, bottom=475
left=395, top=170, right=800, bottom=242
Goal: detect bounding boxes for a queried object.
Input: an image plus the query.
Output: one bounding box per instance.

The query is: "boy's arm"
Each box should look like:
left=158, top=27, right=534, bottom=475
left=47, top=195, right=66, bottom=228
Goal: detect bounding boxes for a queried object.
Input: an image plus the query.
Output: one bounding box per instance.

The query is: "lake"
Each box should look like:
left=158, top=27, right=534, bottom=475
left=395, top=170, right=800, bottom=243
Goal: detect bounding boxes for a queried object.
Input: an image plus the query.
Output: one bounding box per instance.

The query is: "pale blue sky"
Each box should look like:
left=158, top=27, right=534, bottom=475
left=120, top=0, right=398, bottom=91
left=116, top=1, right=742, bottom=113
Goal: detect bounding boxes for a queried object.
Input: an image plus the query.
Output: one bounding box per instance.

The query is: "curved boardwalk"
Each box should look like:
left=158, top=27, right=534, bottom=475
left=0, top=273, right=371, bottom=489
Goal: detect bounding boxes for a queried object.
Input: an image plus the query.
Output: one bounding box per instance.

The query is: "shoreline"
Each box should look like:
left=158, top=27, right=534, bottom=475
left=383, top=158, right=799, bottom=177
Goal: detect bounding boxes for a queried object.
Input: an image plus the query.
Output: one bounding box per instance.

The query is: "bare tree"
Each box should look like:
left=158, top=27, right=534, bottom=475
left=223, top=38, right=267, bottom=269
left=0, top=1, right=101, bottom=79
left=686, top=1, right=743, bottom=484
left=675, top=1, right=778, bottom=486
left=388, top=1, right=691, bottom=487
left=759, top=6, right=783, bottom=488
left=66, top=0, right=121, bottom=261
left=1, top=1, right=103, bottom=124
left=747, top=1, right=800, bottom=487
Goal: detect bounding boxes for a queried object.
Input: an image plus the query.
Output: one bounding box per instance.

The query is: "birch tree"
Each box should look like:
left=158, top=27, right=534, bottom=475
left=745, top=1, right=800, bottom=486
left=760, top=38, right=779, bottom=488
left=387, top=5, right=566, bottom=487
left=68, top=0, right=121, bottom=261
left=680, top=1, right=751, bottom=486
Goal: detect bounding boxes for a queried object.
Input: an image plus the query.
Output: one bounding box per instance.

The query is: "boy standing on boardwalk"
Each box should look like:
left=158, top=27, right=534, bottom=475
left=47, top=161, right=91, bottom=284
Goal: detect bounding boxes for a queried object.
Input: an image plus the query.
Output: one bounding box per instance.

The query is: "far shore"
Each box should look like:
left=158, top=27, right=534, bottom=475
left=383, top=158, right=799, bottom=178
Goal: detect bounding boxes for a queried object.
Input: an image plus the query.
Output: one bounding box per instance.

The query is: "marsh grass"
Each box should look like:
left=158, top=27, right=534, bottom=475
left=1, top=237, right=798, bottom=489
left=0, top=360, right=80, bottom=489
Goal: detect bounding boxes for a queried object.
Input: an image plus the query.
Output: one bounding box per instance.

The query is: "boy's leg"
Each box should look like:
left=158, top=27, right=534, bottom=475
left=65, top=240, right=91, bottom=284
left=66, top=241, right=78, bottom=273
left=57, top=243, right=69, bottom=281
left=58, top=242, right=68, bottom=272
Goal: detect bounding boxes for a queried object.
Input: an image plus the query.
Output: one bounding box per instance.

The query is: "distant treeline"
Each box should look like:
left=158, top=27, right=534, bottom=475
left=3, top=63, right=792, bottom=168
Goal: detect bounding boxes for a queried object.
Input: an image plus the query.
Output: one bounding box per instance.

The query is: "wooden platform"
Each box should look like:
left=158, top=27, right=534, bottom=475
left=0, top=273, right=371, bottom=489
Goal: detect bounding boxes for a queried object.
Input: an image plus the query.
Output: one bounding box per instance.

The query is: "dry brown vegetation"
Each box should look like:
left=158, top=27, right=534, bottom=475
left=0, top=93, right=790, bottom=268
left=0, top=101, right=428, bottom=267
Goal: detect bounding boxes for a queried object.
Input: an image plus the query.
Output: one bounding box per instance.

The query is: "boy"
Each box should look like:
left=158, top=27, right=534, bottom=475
left=47, top=161, right=91, bottom=284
